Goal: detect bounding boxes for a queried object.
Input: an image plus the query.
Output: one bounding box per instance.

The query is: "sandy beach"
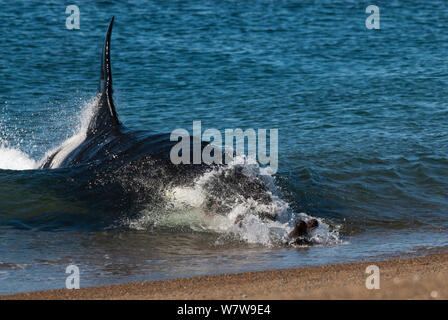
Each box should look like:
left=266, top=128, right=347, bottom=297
left=2, top=252, right=447, bottom=300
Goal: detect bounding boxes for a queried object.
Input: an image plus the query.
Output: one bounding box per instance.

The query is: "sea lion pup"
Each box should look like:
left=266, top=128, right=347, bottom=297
left=233, top=215, right=319, bottom=245
left=288, top=219, right=319, bottom=245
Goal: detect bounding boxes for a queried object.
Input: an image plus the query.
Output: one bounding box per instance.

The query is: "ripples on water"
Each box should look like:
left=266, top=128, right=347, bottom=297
left=0, top=0, right=447, bottom=293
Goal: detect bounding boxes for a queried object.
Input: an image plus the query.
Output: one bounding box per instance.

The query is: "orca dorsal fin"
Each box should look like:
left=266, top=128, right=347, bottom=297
left=88, top=17, right=120, bottom=135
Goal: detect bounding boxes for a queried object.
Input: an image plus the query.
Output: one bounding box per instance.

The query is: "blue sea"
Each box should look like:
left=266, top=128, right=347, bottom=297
left=1, top=0, right=447, bottom=294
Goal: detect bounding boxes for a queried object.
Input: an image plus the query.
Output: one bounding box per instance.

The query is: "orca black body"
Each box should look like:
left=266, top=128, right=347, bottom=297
left=41, top=18, right=166, bottom=169
left=41, top=18, right=202, bottom=174
left=39, top=17, right=276, bottom=221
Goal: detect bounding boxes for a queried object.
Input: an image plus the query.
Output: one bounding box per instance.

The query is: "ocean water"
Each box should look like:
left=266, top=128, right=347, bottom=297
left=1, top=0, right=448, bottom=294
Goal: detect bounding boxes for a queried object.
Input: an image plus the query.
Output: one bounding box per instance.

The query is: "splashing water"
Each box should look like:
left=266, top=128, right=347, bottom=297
left=0, top=97, right=97, bottom=171
left=0, top=142, right=37, bottom=170
left=0, top=114, right=37, bottom=170
left=37, top=97, right=97, bottom=168
left=1, top=96, right=340, bottom=247
left=126, top=156, right=342, bottom=247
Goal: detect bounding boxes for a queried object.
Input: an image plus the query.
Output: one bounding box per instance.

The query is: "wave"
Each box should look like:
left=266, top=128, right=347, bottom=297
left=125, top=155, right=341, bottom=247
left=0, top=143, right=37, bottom=170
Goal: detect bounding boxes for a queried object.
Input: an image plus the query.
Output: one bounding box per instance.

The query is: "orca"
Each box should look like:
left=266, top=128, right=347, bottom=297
left=41, top=17, right=204, bottom=175
left=39, top=17, right=278, bottom=221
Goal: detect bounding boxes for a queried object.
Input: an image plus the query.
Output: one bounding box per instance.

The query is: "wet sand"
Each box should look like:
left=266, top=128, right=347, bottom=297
left=2, top=253, right=447, bottom=300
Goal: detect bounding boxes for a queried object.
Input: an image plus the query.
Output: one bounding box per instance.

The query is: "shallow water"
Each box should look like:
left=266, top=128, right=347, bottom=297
left=1, top=0, right=448, bottom=294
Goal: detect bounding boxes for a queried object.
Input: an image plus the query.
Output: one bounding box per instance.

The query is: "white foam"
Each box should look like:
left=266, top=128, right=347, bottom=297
left=38, top=96, right=97, bottom=168
left=0, top=144, right=37, bottom=170
left=0, top=96, right=97, bottom=171
left=128, top=155, right=342, bottom=247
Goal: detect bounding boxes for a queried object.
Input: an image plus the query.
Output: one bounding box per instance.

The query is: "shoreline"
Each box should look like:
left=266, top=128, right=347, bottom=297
left=2, top=252, right=448, bottom=300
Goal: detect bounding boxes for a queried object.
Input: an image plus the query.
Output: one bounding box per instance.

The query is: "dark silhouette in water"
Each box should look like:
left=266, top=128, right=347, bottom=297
left=39, top=17, right=278, bottom=223
left=288, top=219, right=319, bottom=245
